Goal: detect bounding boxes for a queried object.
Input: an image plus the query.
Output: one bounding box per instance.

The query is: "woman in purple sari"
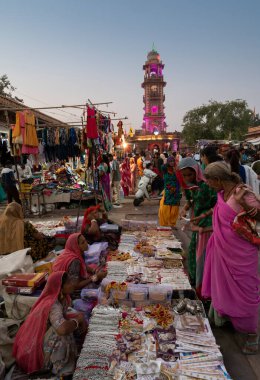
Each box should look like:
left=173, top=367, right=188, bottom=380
left=202, top=162, right=260, bottom=354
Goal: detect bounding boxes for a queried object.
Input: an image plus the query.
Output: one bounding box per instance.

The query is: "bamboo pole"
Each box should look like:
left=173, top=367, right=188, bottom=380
left=0, top=102, right=113, bottom=112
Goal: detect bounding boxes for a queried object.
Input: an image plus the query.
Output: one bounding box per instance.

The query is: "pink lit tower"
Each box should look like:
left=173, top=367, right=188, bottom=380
left=141, top=46, right=167, bottom=135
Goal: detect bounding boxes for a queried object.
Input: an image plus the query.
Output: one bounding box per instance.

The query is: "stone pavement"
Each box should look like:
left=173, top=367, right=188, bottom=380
left=0, top=197, right=259, bottom=379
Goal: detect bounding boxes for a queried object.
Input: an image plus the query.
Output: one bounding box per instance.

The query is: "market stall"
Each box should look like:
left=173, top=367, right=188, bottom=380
left=73, top=221, right=232, bottom=380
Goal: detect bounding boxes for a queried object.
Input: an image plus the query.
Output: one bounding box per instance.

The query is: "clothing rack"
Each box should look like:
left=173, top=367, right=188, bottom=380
left=0, top=102, right=113, bottom=112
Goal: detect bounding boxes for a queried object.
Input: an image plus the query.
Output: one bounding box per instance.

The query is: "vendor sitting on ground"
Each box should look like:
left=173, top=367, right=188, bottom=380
left=13, top=271, right=87, bottom=376
left=81, top=204, right=120, bottom=250
left=0, top=202, right=55, bottom=262
left=53, top=233, right=107, bottom=294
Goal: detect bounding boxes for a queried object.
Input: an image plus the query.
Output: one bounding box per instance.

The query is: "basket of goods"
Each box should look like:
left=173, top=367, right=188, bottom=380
left=139, top=245, right=155, bottom=256
left=110, top=251, right=131, bottom=261
left=144, top=304, right=174, bottom=329
left=105, top=281, right=128, bottom=300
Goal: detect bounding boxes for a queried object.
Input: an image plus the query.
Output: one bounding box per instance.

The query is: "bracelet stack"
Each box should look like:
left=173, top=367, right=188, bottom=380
left=247, top=207, right=258, bottom=217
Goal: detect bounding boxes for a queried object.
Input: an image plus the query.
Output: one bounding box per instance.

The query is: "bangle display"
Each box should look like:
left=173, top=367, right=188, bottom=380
left=71, top=318, right=79, bottom=330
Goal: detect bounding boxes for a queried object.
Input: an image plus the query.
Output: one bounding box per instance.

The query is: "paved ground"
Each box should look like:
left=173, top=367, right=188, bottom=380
left=0, top=197, right=259, bottom=379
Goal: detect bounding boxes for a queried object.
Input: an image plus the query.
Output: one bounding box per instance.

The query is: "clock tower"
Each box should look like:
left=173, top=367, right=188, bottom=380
left=141, top=48, right=166, bottom=135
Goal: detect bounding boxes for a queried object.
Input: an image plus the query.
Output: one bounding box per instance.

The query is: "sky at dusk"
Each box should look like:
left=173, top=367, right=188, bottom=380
left=1, top=0, right=260, bottom=132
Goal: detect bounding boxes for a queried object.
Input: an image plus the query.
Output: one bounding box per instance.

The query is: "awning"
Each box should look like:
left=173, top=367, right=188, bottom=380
left=0, top=123, right=9, bottom=135
left=246, top=137, right=260, bottom=145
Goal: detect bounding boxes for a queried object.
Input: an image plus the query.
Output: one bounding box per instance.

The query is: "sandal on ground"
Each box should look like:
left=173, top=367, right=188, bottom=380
left=242, top=334, right=259, bottom=355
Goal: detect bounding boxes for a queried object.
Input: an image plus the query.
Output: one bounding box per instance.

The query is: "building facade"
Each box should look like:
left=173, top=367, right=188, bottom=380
left=126, top=48, right=181, bottom=153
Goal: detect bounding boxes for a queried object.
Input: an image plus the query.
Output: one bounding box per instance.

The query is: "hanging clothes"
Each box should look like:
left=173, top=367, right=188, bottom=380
left=24, top=112, right=38, bottom=147
left=21, top=111, right=39, bottom=155
left=86, top=107, right=98, bottom=139
left=117, top=121, right=124, bottom=139
left=13, top=112, right=24, bottom=144
left=68, top=128, right=78, bottom=158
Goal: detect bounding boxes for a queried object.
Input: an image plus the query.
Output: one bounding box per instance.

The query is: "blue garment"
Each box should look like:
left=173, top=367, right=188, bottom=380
left=0, top=168, right=16, bottom=188
left=0, top=183, right=6, bottom=202
left=239, top=165, right=246, bottom=183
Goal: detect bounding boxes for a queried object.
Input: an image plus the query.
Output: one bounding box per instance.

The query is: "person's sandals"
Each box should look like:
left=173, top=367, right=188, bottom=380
left=242, top=333, right=259, bottom=355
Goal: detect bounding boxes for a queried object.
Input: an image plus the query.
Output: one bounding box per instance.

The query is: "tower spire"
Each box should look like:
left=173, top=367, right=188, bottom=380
left=152, top=42, right=156, bottom=52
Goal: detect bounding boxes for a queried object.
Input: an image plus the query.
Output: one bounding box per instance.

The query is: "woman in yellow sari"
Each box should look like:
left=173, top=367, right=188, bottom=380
left=0, top=202, right=54, bottom=261
left=0, top=202, right=24, bottom=255
left=158, top=156, right=182, bottom=227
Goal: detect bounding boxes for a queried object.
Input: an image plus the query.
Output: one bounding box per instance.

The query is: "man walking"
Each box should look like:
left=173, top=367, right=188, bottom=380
left=108, top=154, right=122, bottom=207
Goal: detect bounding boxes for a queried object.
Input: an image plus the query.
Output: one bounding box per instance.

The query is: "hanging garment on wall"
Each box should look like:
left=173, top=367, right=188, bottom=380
left=20, top=111, right=39, bottom=155
left=117, top=120, right=124, bottom=139
left=24, top=112, right=38, bottom=147
left=68, top=128, right=78, bottom=158
left=13, top=112, right=25, bottom=144
left=86, top=107, right=98, bottom=139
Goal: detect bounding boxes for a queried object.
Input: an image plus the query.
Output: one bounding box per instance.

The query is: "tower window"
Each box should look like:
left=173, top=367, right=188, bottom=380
left=151, top=105, right=158, bottom=115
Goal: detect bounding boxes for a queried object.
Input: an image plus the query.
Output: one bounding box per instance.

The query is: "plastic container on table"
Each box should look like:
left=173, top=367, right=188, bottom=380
left=149, top=285, right=172, bottom=303
left=129, top=286, right=148, bottom=302
left=111, top=289, right=128, bottom=301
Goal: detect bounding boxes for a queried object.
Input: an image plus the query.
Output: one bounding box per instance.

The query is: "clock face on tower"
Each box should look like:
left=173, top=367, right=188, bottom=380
left=151, top=85, right=157, bottom=92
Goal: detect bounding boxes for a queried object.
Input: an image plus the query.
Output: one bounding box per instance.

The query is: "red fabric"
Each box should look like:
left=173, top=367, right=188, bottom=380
left=232, top=211, right=260, bottom=245
left=13, top=271, right=69, bottom=374
left=53, top=233, right=87, bottom=277
left=120, top=158, right=131, bottom=196
left=86, top=107, right=98, bottom=139
left=81, top=205, right=100, bottom=234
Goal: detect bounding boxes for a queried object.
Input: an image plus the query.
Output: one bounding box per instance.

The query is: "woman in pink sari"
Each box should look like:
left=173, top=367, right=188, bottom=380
left=202, top=162, right=260, bottom=354
left=120, top=157, right=131, bottom=197
left=130, top=157, right=137, bottom=194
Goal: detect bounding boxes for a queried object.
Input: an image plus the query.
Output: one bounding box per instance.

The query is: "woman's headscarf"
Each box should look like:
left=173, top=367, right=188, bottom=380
left=167, top=156, right=175, bottom=165
left=53, top=233, right=87, bottom=277
left=120, top=157, right=131, bottom=189
left=13, top=271, right=69, bottom=374
left=177, top=157, right=205, bottom=189
left=0, top=202, right=24, bottom=255
left=81, top=205, right=101, bottom=233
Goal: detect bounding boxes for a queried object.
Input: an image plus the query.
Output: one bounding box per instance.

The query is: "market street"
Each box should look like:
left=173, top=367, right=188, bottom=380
left=1, top=1, right=260, bottom=378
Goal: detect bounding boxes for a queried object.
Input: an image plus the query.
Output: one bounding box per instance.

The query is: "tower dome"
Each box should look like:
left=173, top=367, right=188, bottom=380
left=147, top=49, right=160, bottom=62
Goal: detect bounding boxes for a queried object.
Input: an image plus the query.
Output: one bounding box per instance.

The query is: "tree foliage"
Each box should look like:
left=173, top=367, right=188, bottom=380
left=0, top=74, right=16, bottom=96
left=181, top=100, right=254, bottom=145
left=0, top=74, right=23, bottom=102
